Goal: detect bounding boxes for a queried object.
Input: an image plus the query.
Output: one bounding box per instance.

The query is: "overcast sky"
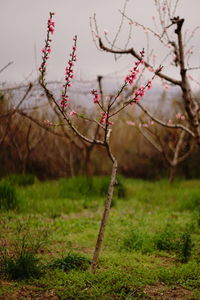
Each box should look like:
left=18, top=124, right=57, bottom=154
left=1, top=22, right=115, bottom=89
left=1, top=0, right=200, bottom=86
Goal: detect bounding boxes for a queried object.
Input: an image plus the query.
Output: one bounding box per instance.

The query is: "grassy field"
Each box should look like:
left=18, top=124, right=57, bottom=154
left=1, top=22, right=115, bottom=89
left=0, top=176, right=200, bottom=299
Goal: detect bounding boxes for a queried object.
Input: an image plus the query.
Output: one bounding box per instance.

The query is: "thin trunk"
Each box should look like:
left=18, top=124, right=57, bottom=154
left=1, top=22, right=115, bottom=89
left=174, top=17, right=200, bottom=146
left=169, top=165, right=177, bottom=184
left=90, top=158, right=118, bottom=273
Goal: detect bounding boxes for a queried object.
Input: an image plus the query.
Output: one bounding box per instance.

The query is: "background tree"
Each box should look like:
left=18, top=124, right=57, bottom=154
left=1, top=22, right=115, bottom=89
left=94, top=0, right=200, bottom=147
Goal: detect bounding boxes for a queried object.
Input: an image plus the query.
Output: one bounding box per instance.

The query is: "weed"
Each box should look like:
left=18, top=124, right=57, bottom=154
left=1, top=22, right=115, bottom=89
left=0, top=219, right=50, bottom=280
left=49, top=252, right=91, bottom=272
left=1, top=252, right=42, bottom=280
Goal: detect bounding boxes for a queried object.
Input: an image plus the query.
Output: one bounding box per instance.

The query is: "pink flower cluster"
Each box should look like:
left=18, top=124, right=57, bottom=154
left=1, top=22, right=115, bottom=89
left=48, top=14, right=55, bottom=34
left=60, top=36, right=77, bottom=108
left=133, top=80, right=153, bottom=102
left=91, top=89, right=100, bottom=104
left=101, top=112, right=108, bottom=124
left=176, top=113, right=186, bottom=120
left=39, top=12, right=55, bottom=75
left=125, top=50, right=145, bottom=85
left=147, top=80, right=152, bottom=90
left=70, top=110, right=76, bottom=117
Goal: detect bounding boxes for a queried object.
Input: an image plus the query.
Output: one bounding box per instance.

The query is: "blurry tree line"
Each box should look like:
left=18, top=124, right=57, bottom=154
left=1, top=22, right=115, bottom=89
left=0, top=82, right=199, bottom=181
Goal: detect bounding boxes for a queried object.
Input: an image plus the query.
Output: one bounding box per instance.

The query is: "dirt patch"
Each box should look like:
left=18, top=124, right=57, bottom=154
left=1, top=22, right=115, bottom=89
left=0, top=282, right=59, bottom=300
left=1, top=290, right=59, bottom=300
left=144, top=283, right=196, bottom=299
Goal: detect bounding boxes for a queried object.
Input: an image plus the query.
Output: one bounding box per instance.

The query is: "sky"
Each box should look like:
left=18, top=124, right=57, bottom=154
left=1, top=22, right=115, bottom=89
left=1, top=0, right=200, bottom=87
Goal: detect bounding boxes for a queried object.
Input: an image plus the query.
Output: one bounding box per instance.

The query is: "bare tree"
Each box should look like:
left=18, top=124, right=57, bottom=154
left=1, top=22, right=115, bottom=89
left=93, top=0, right=200, bottom=146
left=132, top=120, right=195, bottom=182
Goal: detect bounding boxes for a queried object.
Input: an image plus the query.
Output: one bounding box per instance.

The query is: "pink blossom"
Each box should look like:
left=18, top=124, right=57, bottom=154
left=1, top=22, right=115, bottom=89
left=44, top=119, right=53, bottom=126
left=125, top=50, right=145, bottom=85
left=91, top=89, right=100, bottom=104
left=61, top=35, right=77, bottom=106
left=163, top=84, right=169, bottom=90
left=148, top=67, right=154, bottom=72
left=101, top=112, right=108, bottom=124
left=135, top=85, right=145, bottom=98
left=39, top=12, right=55, bottom=75
left=126, top=121, right=135, bottom=126
left=60, top=95, right=69, bottom=108
left=147, top=80, right=152, bottom=90
left=140, top=49, right=145, bottom=57
left=176, top=113, right=182, bottom=119
left=70, top=110, right=76, bottom=117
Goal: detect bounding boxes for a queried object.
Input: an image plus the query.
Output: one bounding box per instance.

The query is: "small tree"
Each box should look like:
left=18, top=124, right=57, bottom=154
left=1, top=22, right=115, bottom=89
left=39, top=12, right=155, bottom=273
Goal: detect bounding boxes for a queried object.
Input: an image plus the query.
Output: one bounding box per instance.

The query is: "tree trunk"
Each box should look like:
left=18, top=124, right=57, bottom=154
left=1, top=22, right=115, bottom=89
left=90, top=158, right=118, bottom=273
left=169, top=165, right=177, bottom=184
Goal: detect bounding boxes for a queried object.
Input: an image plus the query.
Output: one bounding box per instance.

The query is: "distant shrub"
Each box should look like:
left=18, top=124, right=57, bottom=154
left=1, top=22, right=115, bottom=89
left=59, top=177, right=93, bottom=199
left=0, top=180, right=18, bottom=210
left=49, top=252, right=90, bottom=272
left=1, top=252, right=42, bottom=280
left=154, top=224, right=179, bottom=252
left=59, top=176, right=126, bottom=200
left=6, top=173, right=35, bottom=186
left=154, top=224, right=194, bottom=262
left=178, top=231, right=194, bottom=263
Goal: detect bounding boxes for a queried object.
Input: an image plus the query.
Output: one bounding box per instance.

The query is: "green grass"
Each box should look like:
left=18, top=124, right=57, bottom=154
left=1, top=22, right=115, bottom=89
left=0, top=177, right=200, bottom=299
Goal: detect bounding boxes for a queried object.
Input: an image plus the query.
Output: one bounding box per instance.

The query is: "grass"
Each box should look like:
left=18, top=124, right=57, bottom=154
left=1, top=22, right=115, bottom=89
left=0, top=177, right=199, bottom=299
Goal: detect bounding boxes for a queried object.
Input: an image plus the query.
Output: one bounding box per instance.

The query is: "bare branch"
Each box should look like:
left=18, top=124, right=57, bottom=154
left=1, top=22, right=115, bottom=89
left=0, top=61, right=13, bottom=74
left=136, top=101, right=195, bottom=137
left=99, top=38, right=182, bottom=86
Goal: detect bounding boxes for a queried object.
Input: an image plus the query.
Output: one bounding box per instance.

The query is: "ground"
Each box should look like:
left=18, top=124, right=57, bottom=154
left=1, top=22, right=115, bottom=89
left=0, top=177, right=199, bottom=299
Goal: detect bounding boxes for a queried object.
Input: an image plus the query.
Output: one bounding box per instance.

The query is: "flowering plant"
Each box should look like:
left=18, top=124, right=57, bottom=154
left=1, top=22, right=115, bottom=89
left=39, top=12, right=155, bottom=273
